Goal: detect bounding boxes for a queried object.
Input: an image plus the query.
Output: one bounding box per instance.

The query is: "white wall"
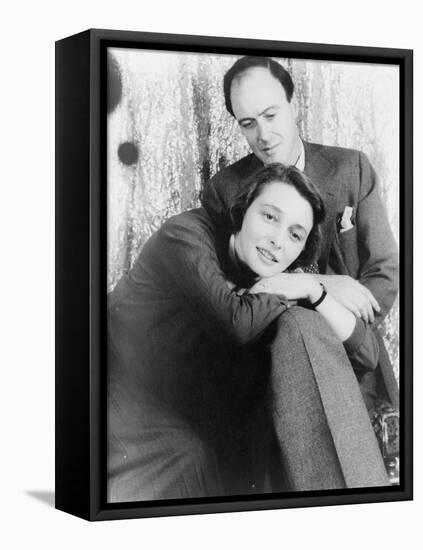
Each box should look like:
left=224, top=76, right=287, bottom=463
left=1, top=1, right=420, bottom=548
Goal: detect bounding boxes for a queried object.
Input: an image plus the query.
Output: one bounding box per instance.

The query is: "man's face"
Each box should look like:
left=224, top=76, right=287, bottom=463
left=230, top=67, right=300, bottom=165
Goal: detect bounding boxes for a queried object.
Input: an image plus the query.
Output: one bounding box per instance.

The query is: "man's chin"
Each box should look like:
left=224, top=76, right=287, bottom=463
left=257, top=150, right=288, bottom=166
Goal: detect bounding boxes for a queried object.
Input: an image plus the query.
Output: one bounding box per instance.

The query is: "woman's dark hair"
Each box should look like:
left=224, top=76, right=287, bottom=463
left=224, top=56, right=295, bottom=117
left=229, top=163, right=325, bottom=269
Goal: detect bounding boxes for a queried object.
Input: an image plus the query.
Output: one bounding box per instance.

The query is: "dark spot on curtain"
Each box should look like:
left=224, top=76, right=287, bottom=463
left=118, top=142, right=139, bottom=165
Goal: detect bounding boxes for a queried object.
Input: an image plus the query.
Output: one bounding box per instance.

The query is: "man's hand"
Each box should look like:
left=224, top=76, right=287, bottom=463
left=316, top=274, right=380, bottom=323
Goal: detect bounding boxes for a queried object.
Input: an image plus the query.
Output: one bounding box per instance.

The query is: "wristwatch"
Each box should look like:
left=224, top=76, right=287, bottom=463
left=310, top=282, right=327, bottom=309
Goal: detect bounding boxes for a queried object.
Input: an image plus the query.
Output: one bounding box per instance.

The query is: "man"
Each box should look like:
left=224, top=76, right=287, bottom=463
left=201, top=56, right=399, bottom=410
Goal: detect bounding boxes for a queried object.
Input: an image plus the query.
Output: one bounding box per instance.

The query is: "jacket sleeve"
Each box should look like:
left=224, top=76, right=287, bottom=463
left=356, top=152, right=399, bottom=325
left=343, top=317, right=379, bottom=373
left=200, top=155, right=259, bottom=221
left=200, top=171, right=227, bottom=219
left=151, top=214, right=288, bottom=345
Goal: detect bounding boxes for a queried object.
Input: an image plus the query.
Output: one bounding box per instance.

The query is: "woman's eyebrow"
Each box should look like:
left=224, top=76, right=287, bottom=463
left=290, top=224, right=308, bottom=234
left=260, top=202, right=282, bottom=213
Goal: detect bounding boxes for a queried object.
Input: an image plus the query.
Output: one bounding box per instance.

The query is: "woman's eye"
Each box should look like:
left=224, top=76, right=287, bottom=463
left=291, top=232, right=302, bottom=242
left=265, top=113, right=275, bottom=120
left=263, top=212, right=276, bottom=221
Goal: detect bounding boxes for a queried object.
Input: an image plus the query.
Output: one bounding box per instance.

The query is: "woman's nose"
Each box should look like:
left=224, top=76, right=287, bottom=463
left=270, top=232, right=285, bottom=250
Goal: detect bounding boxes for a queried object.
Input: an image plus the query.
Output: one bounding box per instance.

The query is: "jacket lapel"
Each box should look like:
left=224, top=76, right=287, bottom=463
left=303, top=141, right=340, bottom=272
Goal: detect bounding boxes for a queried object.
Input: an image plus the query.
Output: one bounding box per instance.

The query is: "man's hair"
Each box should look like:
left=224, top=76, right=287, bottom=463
left=223, top=56, right=295, bottom=117
left=229, top=164, right=325, bottom=268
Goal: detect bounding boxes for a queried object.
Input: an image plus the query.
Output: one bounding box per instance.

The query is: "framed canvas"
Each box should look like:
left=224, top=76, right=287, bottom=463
left=55, top=28, right=413, bottom=521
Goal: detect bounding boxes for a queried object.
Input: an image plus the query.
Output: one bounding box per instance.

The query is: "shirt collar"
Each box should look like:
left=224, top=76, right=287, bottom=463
left=295, top=138, right=305, bottom=171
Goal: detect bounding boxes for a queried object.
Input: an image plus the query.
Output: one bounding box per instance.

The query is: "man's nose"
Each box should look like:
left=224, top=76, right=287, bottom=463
left=256, top=120, right=271, bottom=142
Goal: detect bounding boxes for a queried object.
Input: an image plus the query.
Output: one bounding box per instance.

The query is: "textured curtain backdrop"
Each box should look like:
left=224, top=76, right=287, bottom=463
left=107, top=49, right=399, bottom=378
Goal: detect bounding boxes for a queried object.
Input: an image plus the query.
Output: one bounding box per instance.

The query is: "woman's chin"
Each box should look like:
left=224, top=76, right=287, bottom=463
left=254, top=265, right=284, bottom=279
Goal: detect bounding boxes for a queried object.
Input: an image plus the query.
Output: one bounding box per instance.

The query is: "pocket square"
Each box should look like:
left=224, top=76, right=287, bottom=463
left=339, top=206, right=354, bottom=233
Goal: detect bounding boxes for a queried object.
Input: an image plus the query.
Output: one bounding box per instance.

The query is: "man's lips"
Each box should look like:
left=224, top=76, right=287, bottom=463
left=261, top=143, right=280, bottom=154
left=257, top=247, right=278, bottom=263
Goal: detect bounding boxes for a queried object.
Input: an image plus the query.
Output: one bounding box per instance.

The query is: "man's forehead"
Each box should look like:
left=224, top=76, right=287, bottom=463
left=230, top=67, right=288, bottom=113
left=231, top=67, right=287, bottom=99
left=234, top=66, right=276, bottom=84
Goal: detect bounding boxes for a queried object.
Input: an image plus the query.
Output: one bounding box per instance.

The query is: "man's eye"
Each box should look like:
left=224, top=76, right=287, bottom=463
left=265, top=113, right=275, bottom=120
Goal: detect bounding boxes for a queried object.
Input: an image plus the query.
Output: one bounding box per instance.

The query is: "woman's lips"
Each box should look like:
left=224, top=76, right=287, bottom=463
left=256, top=247, right=278, bottom=263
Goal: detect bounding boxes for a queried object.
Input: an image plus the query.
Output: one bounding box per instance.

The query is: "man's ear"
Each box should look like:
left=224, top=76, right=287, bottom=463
left=290, top=96, right=299, bottom=120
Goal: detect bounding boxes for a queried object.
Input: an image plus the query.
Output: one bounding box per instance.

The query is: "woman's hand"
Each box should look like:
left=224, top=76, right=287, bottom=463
left=249, top=272, right=322, bottom=303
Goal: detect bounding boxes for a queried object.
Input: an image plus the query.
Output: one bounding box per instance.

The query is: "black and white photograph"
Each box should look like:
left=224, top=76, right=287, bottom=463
left=106, top=46, right=402, bottom=505
left=4, top=0, right=421, bottom=545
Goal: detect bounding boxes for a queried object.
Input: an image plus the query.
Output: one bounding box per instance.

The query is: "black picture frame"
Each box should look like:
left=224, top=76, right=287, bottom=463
left=55, top=28, right=413, bottom=521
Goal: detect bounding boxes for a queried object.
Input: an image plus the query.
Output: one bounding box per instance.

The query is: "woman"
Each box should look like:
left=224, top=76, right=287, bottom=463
left=107, top=164, right=388, bottom=503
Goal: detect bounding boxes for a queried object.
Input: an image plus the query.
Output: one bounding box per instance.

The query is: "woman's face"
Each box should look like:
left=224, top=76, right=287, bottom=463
left=235, top=181, right=313, bottom=277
